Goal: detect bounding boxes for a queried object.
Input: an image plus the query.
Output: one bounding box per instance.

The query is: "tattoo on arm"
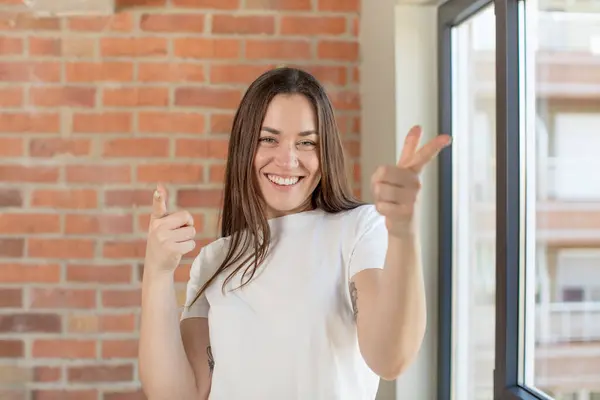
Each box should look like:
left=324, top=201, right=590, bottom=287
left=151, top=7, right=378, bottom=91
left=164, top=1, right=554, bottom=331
left=350, top=282, right=358, bottom=320
left=207, top=346, right=214, bottom=371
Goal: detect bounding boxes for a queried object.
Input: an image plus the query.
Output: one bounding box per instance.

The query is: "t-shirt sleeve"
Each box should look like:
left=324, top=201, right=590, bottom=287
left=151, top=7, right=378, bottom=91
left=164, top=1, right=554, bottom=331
left=347, top=205, right=389, bottom=279
left=180, top=248, right=211, bottom=320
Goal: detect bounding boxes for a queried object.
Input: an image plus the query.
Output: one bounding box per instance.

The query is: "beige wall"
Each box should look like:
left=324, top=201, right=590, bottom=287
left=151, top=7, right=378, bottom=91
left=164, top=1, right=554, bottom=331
left=361, top=1, right=440, bottom=399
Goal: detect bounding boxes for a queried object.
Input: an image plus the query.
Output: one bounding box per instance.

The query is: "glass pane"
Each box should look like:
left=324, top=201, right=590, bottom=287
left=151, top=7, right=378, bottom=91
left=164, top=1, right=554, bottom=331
left=524, top=0, right=600, bottom=395
left=450, top=5, right=496, bottom=400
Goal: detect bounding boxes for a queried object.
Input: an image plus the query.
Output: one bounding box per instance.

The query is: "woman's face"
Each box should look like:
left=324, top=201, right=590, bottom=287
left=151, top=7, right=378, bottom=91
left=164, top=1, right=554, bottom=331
left=253, top=94, right=321, bottom=219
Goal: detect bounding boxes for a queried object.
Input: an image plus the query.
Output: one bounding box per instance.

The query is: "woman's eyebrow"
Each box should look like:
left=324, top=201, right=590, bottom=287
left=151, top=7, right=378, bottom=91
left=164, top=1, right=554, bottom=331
left=261, top=126, right=318, bottom=136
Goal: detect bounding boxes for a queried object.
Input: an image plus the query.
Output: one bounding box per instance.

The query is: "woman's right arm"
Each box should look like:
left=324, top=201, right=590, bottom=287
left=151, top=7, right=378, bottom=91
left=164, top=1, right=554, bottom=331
left=139, top=271, right=205, bottom=400
left=139, top=185, right=212, bottom=399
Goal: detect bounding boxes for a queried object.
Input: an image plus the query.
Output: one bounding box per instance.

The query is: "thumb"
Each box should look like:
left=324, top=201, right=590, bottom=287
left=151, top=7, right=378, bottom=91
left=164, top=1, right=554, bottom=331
left=151, top=183, right=168, bottom=220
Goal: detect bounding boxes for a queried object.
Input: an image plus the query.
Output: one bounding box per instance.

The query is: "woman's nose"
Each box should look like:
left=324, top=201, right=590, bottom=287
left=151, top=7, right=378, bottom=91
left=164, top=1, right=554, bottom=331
left=274, top=143, right=299, bottom=169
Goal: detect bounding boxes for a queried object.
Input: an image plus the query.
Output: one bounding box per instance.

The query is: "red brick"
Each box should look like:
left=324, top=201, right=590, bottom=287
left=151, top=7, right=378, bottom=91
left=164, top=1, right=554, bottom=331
left=72, top=112, right=132, bottom=134
left=103, top=240, right=147, bottom=259
left=173, top=38, right=240, bottom=59
left=104, top=390, right=146, bottom=400
left=0, top=138, right=22, bottom=157
left=0, top=37, right=22, bottom=55
left=0, top=188, right=22, bottom=207
left=212, top=15, right=274, bottom=34
left=105, top=189, right=154, bottom=207
left=343, top=139, right=360, bottom=158
left=103, top=138, right=169, bottom=157
left=175, top=139, right=229, bottom=158
left=101, top=289, right=140, bottom=308
left=0, top=288, right=22, bottom=307
left=0, top=238, right=24, bottom=257
left=141, top=13, right=205, bottom=32
left=246, top=39, right=311, bottom=60
left=68, top=364, right=133, bottom=383
left=318, top=40, right=359, bottom=61
left=68, top=14, right=133, bottom=31
left=66, top=62, right=134, bottom=82
left=103, top=87, right=169, bottom=107
left=351, top=17, right=359, bottom=36
left=28, top=239, right=95, bottom=259
left=318, top=0, right=359, bottom=11
left=0, top=12, right=60, bottom=30
left=0, top=87, right=23, bottom=106
left=116, top=0, right=166, bottom=6
left=66, top=165, right=131, bottom=184
left=210, top=64, right=273, bottom=84
left=0, top=340, right=23, bottom=357
left=31, top=189, right=98, bottom=209
left=67, top=314, right=135, bottom=333
left=0, top=112, right=60, bottom=133
left=0, top=214, right=59, bottom=234
left=101, top=37, right=167, bottom=57
left=138, top=62, right=205, bottom=82
left=29, top=87, right=96, bottom=108
left=178, top=189, right=223, bottom=208
left=0, top=314, right=61, bottom=333
left=0, top=263, right=60, bottom=283
left=28, top=37, right=60, bottom=56
left=137, top=164, right=204, bottom=183
left=329, top=90, right=360, bottom=110
left=67, top=264, right=132, bottom=284
left=32, top=340, right=96, bottom=358
left=65, top=214, right=134, bottom=235
left=34, top=366, right=62, bottom=382
left=30, top=288, right=96, bottom=309
left=175, top=87, right=241, bottom=109
left=138, top=111, right=204, bottom=134
left=209, top=113, right=234, bottom=134
left=31, top=390, right=97, bottom=400
left=29, top=138, right=91, bottom=157
left=281, top=16, right=346, bottom=35
left=245, top=0, right=311, bottom=9
left=173, top=0, right=239, bottom=7
left=102, top=339, right=138, bottom=358
left=0, top=62, right=60, bottom=82
left=0, top=165, right=59, bottom=183
left=209, top=164, right=226, bottom=183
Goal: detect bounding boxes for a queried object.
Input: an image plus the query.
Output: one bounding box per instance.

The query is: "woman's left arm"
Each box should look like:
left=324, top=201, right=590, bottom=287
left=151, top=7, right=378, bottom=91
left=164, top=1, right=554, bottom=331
left=352, top=126, right=451, bottom=381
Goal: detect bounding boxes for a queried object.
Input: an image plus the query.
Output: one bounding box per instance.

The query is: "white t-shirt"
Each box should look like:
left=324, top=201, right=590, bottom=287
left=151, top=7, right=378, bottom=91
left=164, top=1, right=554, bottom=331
left=181, top=204, right=389, bottom=400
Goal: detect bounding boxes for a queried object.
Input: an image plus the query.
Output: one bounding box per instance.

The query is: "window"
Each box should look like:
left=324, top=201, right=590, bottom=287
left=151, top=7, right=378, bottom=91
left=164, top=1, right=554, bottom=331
left=442, top=4, right=497, bottom=399
left=438, top=0, right=600, bottom=398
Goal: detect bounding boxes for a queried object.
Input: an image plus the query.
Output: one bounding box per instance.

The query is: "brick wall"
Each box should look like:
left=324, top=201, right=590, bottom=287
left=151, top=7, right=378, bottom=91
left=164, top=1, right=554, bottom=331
left=0, top=0, right=361, bottom=398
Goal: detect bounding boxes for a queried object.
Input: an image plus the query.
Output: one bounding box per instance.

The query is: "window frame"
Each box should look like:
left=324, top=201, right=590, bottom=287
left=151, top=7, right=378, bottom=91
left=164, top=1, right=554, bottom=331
left=436, top=0, right=555, bottom=398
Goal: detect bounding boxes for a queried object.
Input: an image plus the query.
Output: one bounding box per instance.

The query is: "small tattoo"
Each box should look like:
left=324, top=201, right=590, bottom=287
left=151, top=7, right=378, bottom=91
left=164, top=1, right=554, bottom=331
left=207, top=346, right=214, bottom=371
left=350, top=282, right=358, bottom=320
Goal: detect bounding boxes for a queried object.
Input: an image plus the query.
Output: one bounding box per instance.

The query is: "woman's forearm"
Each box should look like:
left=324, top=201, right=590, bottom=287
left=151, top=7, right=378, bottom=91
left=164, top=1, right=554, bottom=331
left=372, top=233, right=427, bottom=377
left=138, top=269, right=199, bottom=400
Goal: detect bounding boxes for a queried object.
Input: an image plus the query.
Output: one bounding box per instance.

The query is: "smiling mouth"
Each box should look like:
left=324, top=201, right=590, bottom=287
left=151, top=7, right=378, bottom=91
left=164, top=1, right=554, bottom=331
left=266, top=174, right=304, bottom=186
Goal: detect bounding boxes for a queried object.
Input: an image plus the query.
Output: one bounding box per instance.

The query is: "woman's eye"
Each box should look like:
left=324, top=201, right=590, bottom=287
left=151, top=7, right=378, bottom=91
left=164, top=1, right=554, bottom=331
left=259, top=137, right=276, bottom=144
left=299, top=140, right=316, bottom=147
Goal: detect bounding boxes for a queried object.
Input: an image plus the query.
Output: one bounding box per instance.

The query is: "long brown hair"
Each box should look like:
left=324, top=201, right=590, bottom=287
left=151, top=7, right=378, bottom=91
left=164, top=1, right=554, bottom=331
left=188, top=67, right=363, bottom=306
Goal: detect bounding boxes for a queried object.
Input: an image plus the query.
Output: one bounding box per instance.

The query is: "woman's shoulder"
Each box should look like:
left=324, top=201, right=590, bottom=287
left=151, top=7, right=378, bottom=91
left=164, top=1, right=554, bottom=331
left=325, top=203, right=382, bottom=225
left=190, top=236, right=231, bottom=275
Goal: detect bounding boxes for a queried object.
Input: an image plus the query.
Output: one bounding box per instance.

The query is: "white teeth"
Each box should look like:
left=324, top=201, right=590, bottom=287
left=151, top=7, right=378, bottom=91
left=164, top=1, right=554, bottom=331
left=267, top=174, right=300, bottom=186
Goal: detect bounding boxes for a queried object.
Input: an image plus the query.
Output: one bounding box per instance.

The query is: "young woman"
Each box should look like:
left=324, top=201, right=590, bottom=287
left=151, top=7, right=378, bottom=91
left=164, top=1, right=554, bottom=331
left=138, top=67, right=451, bottom=400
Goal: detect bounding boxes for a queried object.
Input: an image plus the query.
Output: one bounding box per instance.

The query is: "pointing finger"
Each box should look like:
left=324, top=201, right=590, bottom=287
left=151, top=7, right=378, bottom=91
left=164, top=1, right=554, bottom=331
left=151, top=183, right=168, bottom=220
left=409, top=134, right=452, bottom=173
left=398, top=125, right=422, bottom=168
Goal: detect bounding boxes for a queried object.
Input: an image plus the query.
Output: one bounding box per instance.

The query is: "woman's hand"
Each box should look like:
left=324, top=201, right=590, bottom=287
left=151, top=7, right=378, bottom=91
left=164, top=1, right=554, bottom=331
left=143, top=184, right=196, bottom=274
left=371, top=125, right=451, bottom=237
